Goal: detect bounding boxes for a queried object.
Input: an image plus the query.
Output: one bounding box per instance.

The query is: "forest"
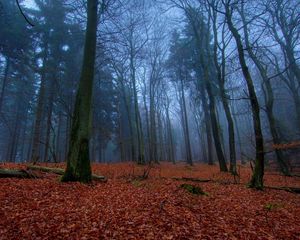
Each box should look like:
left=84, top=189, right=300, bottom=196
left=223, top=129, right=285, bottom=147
left=0, top=0, right=300, bottom=239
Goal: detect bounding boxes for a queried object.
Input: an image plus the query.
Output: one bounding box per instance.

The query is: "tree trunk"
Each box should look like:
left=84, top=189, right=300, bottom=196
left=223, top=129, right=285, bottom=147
left=225, top=5, right=264, bottom=189
left=166, top=104, right=175, bottom=164
left=199, top=85, right=214, bottom=165
left=0, top=56, right=10, bottom=113
left=149, top=92, right=158, bottom=164
left=44, top=80, right=55, bottom=162
left=31, top=50, right=47, bottom=164
left=204, top=70, right=228, bottom=172
left=62, top=0, right=98, bottom=183
left=56, top=112, right=62, bottom=162
left=180, top=78, right=193, bottom=165
left=240, top=7, right=289, bottom=176
left=131, top=61, right=145, bottom=164
left=211, top=5, right=237, bottom=173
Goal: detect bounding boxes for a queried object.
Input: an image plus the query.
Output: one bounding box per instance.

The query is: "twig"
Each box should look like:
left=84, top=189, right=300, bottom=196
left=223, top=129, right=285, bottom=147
left=16, top=0, right=34, bottom=27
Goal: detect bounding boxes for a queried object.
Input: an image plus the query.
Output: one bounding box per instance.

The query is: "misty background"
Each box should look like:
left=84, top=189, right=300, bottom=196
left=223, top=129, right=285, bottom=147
left=0, top=0, right=299, bottom=174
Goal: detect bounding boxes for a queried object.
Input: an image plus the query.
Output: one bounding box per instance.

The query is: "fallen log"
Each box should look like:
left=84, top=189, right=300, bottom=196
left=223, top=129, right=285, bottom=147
left=265, top=186, right=300, bottom=194
left=27, top=165, right=107, bottom=182
left=172, top=177, right=211, bottom=182
left=0, top=169, right=38, bottom=179
left=27, top=165, right=64, bottom=174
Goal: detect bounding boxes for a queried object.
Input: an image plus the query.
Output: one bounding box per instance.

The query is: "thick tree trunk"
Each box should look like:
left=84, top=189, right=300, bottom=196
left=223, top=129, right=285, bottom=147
left=62, top=0, right=98, bottom=183
left=225, top=5, right=264, bottom=189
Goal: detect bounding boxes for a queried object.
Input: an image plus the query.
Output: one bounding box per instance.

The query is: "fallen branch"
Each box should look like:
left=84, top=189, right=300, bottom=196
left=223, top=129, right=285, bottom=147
left=27, top=165, right=107, bottom=182
left=0, top=169, right=38, bottom=179
left=171, top=177, right=211, bottom=182
left=265, top=186, right=300, bottom=194
left=27, top=165, right=64, bottom=174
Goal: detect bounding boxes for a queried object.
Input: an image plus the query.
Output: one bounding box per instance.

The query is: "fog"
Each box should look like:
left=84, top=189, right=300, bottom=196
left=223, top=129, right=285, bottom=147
left=0, top=0, right=299, bottom=178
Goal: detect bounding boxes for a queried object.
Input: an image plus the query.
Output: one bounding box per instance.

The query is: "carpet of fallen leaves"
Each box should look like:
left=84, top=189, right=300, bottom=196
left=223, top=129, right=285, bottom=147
left=0, top=162, right=300, bottom=240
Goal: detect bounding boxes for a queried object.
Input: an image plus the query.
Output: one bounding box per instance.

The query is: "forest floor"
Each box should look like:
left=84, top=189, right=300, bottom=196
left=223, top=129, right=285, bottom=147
left=0, top=162, right=300, bottom=240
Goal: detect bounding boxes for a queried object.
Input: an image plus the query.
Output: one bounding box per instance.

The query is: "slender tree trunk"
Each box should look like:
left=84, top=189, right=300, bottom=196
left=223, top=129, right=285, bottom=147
left=210, top=5, right=237, bottom=173
left=204, top=70, right=228, bottom=172
left=166, top=105, right=175, bottom=164
left=62, top=0, right=98, bottom=183
left=0, top=56, right=10, bottom=113
left=55, top=112, right=62, bottom=162
left=31, top=48, right=48, bottom=164
left=290, top=88, right=300, bottom=131
left=180, top=78, right=193, bottom=165
left=122, top=87, right=136, bottom=161
left=142, top=89, right=150, bottom=162
left=131, top=66, right=145, bottom=164
left=225, top=5, right=264, bottom=189
left=199, top=85, right=214, bottom=165
left=264, top=79, right=290, bottom=175
left=150, top=93, right=158, bottom=163
left=44, top=80, right=55, bottom=162
left=240, top=7, right=289, bottom=176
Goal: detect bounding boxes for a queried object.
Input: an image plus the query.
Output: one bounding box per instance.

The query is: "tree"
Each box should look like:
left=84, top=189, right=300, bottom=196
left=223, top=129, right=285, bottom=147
left=223, top=0, right=264, bottom=189
left=62, top=0, right=98, bottom=183
left=239, top=2, right=290, bottom=176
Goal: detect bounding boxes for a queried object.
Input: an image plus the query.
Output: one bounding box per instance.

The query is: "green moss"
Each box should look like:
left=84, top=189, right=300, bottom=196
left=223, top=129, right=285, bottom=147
left=264, top=203, right=283, bottom=211
left=61, top=139, right=92, bottom=183
left=180, top=184, right=208, bottom=196
left=131, top=179, right=143, bottom=187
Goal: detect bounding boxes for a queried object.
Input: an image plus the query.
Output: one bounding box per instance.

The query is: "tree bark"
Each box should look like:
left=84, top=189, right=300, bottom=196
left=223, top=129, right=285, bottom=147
left=225, top=4, right=264, bottom=189
left=204, top=69, right=228, bottom=172
left=211, top=11, right=236, bottom=173
left=180, top=78, right=193, bottom=165
left=62, top=0, right=98, bottom=183
left=31, top=51, right=47, bottom=164
left=240, top=6, right=290, bottom=176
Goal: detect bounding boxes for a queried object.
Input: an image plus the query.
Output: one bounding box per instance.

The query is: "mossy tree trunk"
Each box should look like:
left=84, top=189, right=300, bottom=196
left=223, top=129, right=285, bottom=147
left=61, top=0, right=98, bottom=183
left=225, top=3, right=264, bottom=189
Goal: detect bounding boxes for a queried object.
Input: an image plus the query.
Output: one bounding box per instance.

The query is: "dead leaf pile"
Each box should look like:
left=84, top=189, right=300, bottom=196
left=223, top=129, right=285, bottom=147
left=0, top=163, right=299, bottom=239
